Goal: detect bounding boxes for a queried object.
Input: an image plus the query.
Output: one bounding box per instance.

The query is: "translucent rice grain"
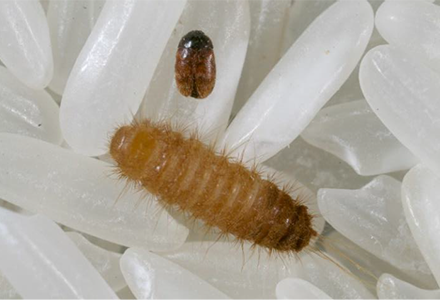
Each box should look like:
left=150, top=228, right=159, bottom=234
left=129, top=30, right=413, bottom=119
left=318, top=176, right=431, bottom=279
left=60, top=0, right=186, bottom=156
left=120, top=248, right=229, bottom=299
left=0, top=133, right=189, bottom=251
left=0, top=210, right=117, bottom=299
left=47, top=0, right=105, bottom=94
left=40, top=0, right=49, bottom=13
left=280, top=0, right=335, bottom=56
left=223, top=0, right=374, bottom=163
left=67, top=232, right=126, bottom=292
left=360, top=45, right=440, bottom=177
left=301, top=100, right=418, bottom=176
left=116, top=286, right=136, bottom=299
left=162, top=241, right=297, bottom=299
left=276, top=278, right=332, bottom=299
left=376, top=1, right=440, bottom=71
left=323, top=228, right=437, bottom=291
left=402, top=164, right=440, bottom=285
left=287, top=253, right=374, bottom=299
left=282, top=0, right=396, bottom=56
left=233, top=0, right=290, bottom=113
left=265, top=136, right=376, bottom=194
left=377, top=273, right=440, bottom=299
left=0, top=0, right=53, bottom=89
left=0, top=274, right=18, bottom=299
left=0, top=67, right=62, bottom=145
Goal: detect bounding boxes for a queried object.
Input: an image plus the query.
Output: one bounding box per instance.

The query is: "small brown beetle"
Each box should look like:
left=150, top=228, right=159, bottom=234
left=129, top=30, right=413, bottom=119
left=175, top=30, right=216, bottom=99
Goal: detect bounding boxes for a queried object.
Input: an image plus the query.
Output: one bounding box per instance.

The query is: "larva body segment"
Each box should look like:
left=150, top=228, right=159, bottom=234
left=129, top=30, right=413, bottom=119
left=110, top=121, right=317, bottom=253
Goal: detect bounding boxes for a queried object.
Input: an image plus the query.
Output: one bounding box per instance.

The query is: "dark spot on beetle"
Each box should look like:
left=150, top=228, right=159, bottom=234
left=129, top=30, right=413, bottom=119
left=175, top=30, right=216, bottom=99
left=38, top=124, right=42, bottom=127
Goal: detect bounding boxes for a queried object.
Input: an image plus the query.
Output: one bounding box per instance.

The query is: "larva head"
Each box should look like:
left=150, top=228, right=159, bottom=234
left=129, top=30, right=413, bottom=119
left=110, top=125, right=157, bottom=180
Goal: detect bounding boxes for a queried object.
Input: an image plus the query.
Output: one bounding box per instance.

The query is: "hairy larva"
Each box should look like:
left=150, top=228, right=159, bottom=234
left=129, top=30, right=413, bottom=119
left=110, top=120, right=317, bottom=253
left=175, top=30, right=216, bottom=99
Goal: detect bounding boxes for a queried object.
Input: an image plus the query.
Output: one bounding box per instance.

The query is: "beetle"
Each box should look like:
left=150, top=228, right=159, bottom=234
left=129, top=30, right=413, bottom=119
left=175, top=30, right=216, bottom=99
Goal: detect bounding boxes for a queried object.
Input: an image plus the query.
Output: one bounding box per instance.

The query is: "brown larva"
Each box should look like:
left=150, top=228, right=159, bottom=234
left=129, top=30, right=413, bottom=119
left=175, top=30, right=216, bottom=99
left=110, top=120, right=317, bottom=253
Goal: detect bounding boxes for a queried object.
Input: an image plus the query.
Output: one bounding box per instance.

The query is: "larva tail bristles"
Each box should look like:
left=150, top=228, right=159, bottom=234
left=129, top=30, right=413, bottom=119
left=309, top=235, right=378, bottom=290
left=112, top=177, right=132, bottom=208
left=133, top=190, right=150, bottom=211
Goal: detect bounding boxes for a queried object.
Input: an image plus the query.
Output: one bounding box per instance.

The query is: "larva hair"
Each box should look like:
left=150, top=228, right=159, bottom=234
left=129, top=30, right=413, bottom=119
left=110, top=119, right=317, bottom=253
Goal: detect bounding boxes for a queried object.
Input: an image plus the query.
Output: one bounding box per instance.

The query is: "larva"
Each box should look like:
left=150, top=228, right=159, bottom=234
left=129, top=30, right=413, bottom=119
left=110, top=120, right=317, bottom=253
